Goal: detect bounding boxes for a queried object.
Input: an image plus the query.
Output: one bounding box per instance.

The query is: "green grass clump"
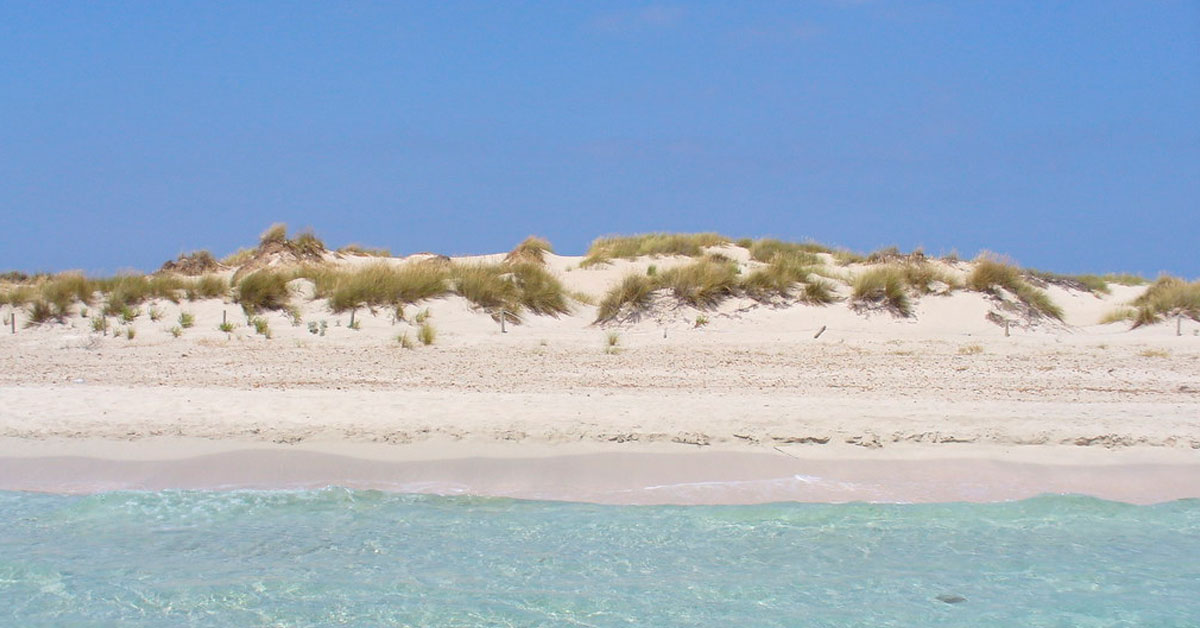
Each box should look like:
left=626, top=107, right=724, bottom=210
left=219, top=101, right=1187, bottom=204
left=744, top=239, right=826, bottom=264
left=898, top=261, right=961, bottom=294
left=451, top=263, right=520, bottom=312
left=42, top=272, right=96, bottom=309
left=184, top=274, right=228, bottom=300
left=505, top=236, right=554, bottom=265
left=832, top=249, right=866, bottom=265
left=251, top=316, right=271, bottom=337
left=290, top=229, right=326, bottom=258
left=320, top=262, right=452, bottom=313
left=741, top=252, right=827, bottom=301
left=967, top=258, right=1063, bottom=320
left=235, top=271, right=291, bottom=313
left=508, top=262, right=570, bottom=316
left=218, top=321, right=235, bottom=333
left=596, top=274, right=656, bottom=323
left=397, top=332, right=416, bottom=349
left=99, top=275, right=151, bottom=315
left=656, top=259, right=740, bottom=308
left=417, top=321, right=436, bottom=345
left=178, top=312, right=195, bottom=328
left=581, top=233, right=730, bottom=267
left=24, top=300, right=59, bottom=326
left=851, top=267, right=912, bottom=316
left=604, top=330, right=621, bottom=354
left=1128, top=276, right=1200, bottom=328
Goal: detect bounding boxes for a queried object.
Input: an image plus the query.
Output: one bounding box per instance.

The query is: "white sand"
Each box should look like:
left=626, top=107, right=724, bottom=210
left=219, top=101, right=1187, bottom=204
left=1, top=250, right=1198, bottom=502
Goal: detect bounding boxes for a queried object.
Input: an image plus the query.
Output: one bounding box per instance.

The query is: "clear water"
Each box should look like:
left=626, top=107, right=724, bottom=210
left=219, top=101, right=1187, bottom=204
left=1, top=490, right=1197, bottom=626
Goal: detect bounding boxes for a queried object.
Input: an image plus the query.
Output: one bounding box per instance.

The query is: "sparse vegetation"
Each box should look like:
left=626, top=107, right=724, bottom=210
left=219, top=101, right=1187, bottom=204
left=414, top=308, right=431, bottom=324
left=337, top=244, right=392, bottom=257
left=417, top=321, right=436, bottom=345
left=1139, top=348, right=1170, bottom=358
left=967, top=257, right=1063, bottom=320
left=91, top=316, right=108, bottom=334
left=125, top=326, right=136, bottom=340
left=1100, top=307, right=1137, bottom=324
left=178, top=312, right=195, bottom=328
left=397, top=332, right=416, bottom=349
left=148, top=305, right=164, bottom=321
left=169, top=325, right=183, bottom=338
left=218, top=320, right=235, bottom=334
left=958, top=344, right=984, bottom=355
left=694, top=314, right=709, bottom=328
left=581, top=233, right=730, bottom=267
left=604, top=330, right=621, bottom=354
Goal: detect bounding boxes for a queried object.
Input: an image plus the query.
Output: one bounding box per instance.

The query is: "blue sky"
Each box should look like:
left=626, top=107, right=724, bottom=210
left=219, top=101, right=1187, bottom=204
left=2, top=1, right=1197, bottom=276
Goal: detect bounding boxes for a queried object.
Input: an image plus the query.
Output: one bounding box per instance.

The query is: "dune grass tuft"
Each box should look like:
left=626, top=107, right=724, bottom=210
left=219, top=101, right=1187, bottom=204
left=260, top=223, right=288, bottom=246
left=1128, top=276, right=1200, bottom=328
left=581, top=233, right=730, bottom=267
left=851, top=267, right=912, bottom=316
left=744, top=239, right=826, bottom=264
left=656, top=258, right=740, bottom=308
left=184, top=274, right=228, bottom=300
left=417, top=321, right=436, bottom=345
left=323, top=262, right=451, bottom=313
left=505, top=236, right=554, bottom=265
left=235, top=271, right=291, bottom=313
left=967, top=258, right=1063, bottom=320
left=595, top=273, right=657, bottom=323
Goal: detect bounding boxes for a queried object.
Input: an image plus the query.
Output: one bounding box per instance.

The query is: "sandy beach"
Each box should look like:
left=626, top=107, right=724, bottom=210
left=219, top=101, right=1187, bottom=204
left=2, top=246, right=1198, bottom=503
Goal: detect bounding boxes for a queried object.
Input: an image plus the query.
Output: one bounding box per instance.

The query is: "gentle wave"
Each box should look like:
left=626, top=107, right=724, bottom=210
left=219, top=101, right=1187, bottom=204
left=1, top=490, right=1198, bottom=625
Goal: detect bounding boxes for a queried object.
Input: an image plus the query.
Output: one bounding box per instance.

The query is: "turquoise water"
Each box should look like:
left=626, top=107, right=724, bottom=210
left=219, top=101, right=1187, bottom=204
left=1, top=491, right=1198, bottom=626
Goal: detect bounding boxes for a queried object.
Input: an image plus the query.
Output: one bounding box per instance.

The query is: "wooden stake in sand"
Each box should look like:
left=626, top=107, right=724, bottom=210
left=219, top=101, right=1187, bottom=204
left=1179, top=315, right=1183, bottom=337
left=1005, top=320, right=1010, bottom=337
left=9, top=311, right=14, bottom=335
left=349, top=309, right=356, bottom=329
left=222, top=310, right=227, bottom=326
left=500, top=310, right=507, bottom=334
left=813, top=325, right=826, bottom=339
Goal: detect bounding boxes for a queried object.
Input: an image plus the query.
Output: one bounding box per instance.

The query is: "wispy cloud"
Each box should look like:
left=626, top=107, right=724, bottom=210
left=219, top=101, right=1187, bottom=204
left=591, top=5, right=686, bottom=34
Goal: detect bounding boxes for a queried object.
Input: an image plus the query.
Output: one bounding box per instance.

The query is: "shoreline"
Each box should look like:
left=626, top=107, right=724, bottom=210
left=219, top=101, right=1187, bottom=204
left=3, top=439, right=1198, bottom=505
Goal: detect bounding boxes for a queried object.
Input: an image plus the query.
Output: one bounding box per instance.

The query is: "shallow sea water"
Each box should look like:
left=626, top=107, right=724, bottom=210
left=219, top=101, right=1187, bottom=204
left=1, top=490, right=1197, bottom=626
